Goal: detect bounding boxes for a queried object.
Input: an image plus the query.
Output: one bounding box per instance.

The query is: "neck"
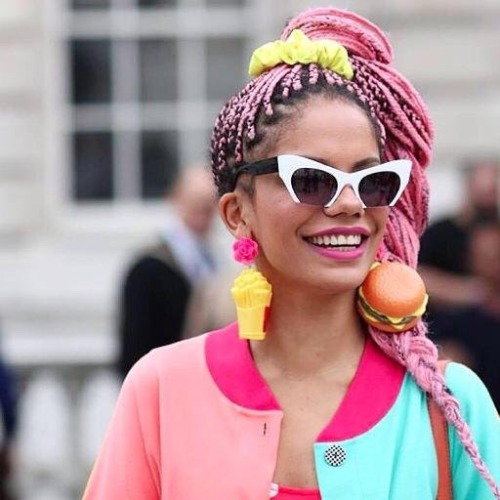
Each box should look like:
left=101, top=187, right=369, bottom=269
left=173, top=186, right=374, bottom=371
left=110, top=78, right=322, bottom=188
left=250, top=287, right=367, bottom=379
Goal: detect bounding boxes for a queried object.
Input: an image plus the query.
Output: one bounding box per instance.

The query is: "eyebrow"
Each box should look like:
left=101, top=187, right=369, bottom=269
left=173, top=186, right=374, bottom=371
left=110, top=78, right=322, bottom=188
left=305, top=156, right=381, bottom=171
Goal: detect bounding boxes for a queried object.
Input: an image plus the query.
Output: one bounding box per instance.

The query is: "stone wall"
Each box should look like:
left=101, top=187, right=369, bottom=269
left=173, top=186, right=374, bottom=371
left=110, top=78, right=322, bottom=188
left=0, top=0, right=499, bottom=364
left=0, top=0, right=45, bottom=238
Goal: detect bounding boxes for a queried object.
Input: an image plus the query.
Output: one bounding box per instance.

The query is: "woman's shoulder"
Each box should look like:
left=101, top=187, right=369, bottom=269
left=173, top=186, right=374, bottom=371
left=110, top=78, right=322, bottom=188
left=126, top=323, right=238, bottom=383
left=444, top=361, right=498, bottom=421
left=443, top=365, right=499, bottom=498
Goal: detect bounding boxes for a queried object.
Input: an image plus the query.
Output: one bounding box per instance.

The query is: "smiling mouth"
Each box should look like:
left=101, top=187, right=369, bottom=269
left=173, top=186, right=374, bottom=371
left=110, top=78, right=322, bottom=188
left=305, top=234, right=365, bottom=249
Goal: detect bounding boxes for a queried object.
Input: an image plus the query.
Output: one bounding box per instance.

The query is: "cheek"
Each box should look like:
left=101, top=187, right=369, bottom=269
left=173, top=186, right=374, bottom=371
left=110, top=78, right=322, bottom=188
left=370, top=205, right=390, bottom=222
left=253, top=179, right=294, bottom=219
left=372, top=207, right=390, bottom=243
left=251, top=201, right=290, bottom=242
left=249, top=190, right=300, bottom=252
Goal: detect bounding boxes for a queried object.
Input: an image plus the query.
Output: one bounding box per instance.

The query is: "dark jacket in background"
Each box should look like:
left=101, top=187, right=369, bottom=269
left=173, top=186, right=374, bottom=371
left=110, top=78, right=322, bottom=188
left=117, top=242, right=191, bottom=378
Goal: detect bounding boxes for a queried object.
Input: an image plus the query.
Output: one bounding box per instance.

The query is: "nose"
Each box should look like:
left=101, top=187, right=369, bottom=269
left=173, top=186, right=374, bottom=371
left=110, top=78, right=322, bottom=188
left=323, top=185, right=364, bottom=217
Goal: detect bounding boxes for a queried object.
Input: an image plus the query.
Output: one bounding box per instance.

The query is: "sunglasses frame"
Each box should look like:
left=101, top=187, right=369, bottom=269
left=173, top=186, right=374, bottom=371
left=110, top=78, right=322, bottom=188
left=237, top=154, right=412, bottom=208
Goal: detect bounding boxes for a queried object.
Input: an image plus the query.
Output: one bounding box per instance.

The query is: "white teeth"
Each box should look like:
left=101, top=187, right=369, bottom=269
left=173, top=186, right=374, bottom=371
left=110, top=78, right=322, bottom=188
left=308, top=234, right=362, bottom=247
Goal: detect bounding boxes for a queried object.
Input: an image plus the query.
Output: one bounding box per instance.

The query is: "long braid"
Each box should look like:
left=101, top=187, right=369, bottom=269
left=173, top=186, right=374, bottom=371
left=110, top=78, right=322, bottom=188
left=283, top=9, right=498, bottom=495
left=293, top=10, right=498, bottom=493
left=370, top=325, right=500, bottom=496
left=210, top=7, right=499, bottom=496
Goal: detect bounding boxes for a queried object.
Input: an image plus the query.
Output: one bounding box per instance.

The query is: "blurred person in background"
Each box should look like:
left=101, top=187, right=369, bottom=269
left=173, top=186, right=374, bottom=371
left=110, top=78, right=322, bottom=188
left=117, top=163, right=218, bottom=378
left=85, top=6, right=499, bottom=498
left=419, top=158, right=500, bottom=332
left=0, top=330, right=18, bottom=500
left=433, top=218, right=500, bottom=409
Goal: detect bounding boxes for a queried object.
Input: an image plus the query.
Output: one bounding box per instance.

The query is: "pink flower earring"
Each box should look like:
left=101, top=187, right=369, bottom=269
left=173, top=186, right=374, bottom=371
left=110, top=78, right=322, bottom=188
left=231, top=237, right=272, bottom=340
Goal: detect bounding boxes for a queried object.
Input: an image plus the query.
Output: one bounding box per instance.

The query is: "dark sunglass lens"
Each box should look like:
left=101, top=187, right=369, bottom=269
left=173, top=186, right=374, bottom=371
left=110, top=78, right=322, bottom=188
left=291, top=168, right=337, bottom=206
left=359, top=172, right=401, bottom=207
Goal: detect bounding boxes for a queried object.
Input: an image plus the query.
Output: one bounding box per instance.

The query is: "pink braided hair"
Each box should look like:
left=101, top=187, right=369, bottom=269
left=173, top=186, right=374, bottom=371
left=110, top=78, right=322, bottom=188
left=210, top=7, right=499, bottom=497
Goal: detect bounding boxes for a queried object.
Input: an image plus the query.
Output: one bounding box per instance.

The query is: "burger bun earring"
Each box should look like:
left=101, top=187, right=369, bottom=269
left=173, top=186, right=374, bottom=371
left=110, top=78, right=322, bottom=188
left=231, top=237, right=272, bottom=340
left=357, top=261, right=428, bottom=333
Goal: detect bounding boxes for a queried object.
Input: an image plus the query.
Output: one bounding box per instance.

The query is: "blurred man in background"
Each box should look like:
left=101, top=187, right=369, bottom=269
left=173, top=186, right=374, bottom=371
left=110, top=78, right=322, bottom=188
left=0, top=326, right=18, bottom=500
left=419, top=157, right=500, bottom=332
left=432, top=219, right=500, bottom=409
left=117, top=164, right=218, bottom=378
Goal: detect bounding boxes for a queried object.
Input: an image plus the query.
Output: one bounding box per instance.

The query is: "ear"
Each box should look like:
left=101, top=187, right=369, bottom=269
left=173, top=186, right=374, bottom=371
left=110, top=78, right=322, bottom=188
left=218, top=191, right=251, bottom=238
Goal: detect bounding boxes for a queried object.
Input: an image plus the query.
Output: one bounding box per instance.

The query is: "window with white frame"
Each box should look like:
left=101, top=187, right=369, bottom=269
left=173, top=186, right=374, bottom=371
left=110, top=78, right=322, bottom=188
left=67, top=0, right=249, bottom=203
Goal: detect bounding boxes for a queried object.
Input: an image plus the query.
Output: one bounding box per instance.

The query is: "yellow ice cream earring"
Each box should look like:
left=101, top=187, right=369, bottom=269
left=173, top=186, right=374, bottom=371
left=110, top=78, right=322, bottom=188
left=231, top=237, right=272, bottom=340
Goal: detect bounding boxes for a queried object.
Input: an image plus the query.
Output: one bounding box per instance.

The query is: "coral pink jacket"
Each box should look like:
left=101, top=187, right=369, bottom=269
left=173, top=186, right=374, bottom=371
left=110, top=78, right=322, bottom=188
left=84, top=328, right=284, bottom=499
left=83, top=323, right=500, bottom=499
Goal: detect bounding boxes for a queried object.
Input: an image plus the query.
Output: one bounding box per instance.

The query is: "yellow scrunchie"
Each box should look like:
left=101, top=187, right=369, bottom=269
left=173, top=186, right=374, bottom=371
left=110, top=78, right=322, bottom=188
left=248, top=29, right=354, bottom=80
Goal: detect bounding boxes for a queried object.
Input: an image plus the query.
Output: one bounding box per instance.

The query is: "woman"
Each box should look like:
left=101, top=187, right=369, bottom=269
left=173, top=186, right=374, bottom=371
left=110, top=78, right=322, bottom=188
left=84, top=7, right=499, bottom=499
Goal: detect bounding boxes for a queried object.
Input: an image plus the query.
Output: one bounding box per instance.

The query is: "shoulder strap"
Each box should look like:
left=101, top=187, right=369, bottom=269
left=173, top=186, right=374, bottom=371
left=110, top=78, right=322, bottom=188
left=427, top=359, right=453, bottom=500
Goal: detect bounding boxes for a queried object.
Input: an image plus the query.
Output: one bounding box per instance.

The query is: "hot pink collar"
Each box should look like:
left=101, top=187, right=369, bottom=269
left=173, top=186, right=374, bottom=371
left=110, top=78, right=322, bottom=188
left=205, top=323, right=405, bottom=441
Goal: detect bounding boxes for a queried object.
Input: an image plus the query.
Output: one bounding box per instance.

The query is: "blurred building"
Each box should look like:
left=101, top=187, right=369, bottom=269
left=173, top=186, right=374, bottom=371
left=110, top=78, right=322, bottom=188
left=0, top=0, right=499, bottom=498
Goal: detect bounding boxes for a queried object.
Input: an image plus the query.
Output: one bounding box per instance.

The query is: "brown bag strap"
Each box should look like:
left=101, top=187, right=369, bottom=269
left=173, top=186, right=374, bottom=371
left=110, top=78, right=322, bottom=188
left=427, top=359, right=453, bottom=500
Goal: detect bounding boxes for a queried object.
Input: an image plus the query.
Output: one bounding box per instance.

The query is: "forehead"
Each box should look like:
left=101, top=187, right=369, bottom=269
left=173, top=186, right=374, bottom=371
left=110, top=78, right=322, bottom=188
left=265, top=97, right=379, bottom=163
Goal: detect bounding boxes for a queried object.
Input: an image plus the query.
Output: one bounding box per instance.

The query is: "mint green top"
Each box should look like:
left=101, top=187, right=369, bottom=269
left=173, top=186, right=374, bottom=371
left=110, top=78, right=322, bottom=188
left=314, top=363, right=499, bottom=499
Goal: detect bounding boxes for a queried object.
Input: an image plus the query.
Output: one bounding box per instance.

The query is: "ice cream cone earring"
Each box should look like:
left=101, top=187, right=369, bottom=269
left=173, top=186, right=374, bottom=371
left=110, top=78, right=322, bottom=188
left=231, top=237, right=272, bottom=340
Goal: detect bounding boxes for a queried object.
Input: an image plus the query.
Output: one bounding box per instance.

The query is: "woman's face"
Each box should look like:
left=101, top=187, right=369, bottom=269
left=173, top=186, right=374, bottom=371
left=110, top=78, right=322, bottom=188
left=239, top=97, right=390, bottom=294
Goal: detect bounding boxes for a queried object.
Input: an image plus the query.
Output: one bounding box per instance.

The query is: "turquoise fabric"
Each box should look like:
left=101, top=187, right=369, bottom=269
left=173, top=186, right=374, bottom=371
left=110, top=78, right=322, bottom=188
left=446, top=363, right=500, bottom=499
left=314, top=364, right=499, bottom=499
left=314, top=373, right=436, bottom=499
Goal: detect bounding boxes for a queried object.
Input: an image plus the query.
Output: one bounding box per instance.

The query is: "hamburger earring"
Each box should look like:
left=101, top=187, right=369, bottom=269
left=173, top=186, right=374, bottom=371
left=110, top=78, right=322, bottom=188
left=357, top=261, right=428, bottom=333
left=231, top=237, right=272, bottom=340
